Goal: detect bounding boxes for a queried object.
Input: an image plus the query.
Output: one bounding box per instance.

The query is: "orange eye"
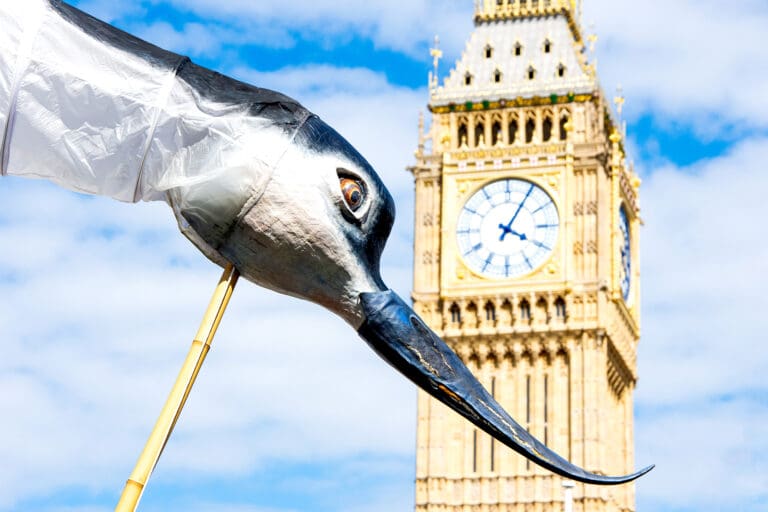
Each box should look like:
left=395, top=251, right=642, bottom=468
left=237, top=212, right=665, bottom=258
left=340, top=178, right=365, bottom=211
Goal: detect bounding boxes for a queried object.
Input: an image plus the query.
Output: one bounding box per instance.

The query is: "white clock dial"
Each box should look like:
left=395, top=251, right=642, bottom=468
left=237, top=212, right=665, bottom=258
left=457, top=179, right=559, bottom=278
left=619, top=206, right=632, bottom=301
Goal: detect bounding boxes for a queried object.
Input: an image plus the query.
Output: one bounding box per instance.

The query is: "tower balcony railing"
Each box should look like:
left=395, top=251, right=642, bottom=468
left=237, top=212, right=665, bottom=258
left=474, top=0, right=573, bottom=20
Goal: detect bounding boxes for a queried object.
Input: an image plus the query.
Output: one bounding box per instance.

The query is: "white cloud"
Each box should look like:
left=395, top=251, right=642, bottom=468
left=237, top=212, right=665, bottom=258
left=73, top=0, right=768, bottom=130
left=73, top=0, right=147, bottom=22
left=147, top=0, right=473, bottom=58
left=638, top=137, right=768, bottom=406
left=0, top=180, right=418, bottom=508
left=584, top=0, right=768, bottom=130
left=631, top=137, right=768, bottom=509
left=234, top=65, right=396, bottom=99
left=636, top=396, right=768, bottom=510
left=132, top=21, right=227, bottom=57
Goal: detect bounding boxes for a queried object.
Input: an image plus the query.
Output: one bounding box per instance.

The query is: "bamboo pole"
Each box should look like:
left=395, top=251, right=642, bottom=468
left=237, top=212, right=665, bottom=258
left=115, top=264, right=240, bottom=512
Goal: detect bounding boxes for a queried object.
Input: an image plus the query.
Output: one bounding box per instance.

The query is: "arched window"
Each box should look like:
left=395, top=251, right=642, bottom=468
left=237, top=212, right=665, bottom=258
left=557, top=63, right=566, bottom=78
left=536, top=297, right=549, bottom=323
left=543, top=116, right=553, bottom=142
left=544, top=39, right=552, bottom=54
left=466, top=302, right=479, bottom=327
left=519, top=299, right=531, bottom=320
left=555, top=297, right=567, bottom=319
left=525, top=117, right=535, bottom=143
left=509, top=119, right=519, bottom=144
left=485, top=301, right=496, bottom=322
left=494, top=69, right=503, bottom=83
left=485, top=45, right=494, bottom=59
left=491, top=120, right=502, bottom=146
left=527, top=66, right=536, bottom=80
left=559, top=115, right=569, bottom=141
left=514, top=42, right=523, bottom=57
left=475, top=121, right=485, bottom=147
left=458, top=122, right=468, bottom=147
left=465, top=72, right=473, bottom=86
left=450, top=303, right=462, bottom=324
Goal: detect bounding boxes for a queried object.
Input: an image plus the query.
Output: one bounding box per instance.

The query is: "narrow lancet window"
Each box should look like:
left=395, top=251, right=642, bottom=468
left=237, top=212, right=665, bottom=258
left=509, top=119, right=519, bottom=144
left=475, top=122, right=485, bottom=147
left=525, top=118, right=535, bottom=143
left=520, top=299, right=531, bottom=320
left=555, top=297, right=566, bottom=319
left=491, top=121, right=502, bottom=146
left=543, top=116, right=553, bottom=142
left=458, top=123, right=468, bottom=147
left=450, top=303, right=461, bottom=324
left=484, top=305, right=496, bottom=324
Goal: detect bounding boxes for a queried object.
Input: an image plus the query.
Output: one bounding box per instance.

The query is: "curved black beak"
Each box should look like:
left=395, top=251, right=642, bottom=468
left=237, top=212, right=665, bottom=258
left=358, top=290, right=654, bottom=485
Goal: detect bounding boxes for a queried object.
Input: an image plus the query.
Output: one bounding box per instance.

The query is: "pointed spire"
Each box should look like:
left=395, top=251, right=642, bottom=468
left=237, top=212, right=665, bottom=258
left=613, top=84, right=625, bottom=116
left=429, top=35, right=443, bottom=92
left=587, top=25, right=598, bottom=53
left=613, top=85, right=627, bottom=139
left=416, top=111, right=427, bottom=156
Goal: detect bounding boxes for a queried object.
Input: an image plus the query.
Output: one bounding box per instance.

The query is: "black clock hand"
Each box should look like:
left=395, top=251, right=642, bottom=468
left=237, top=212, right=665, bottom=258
left=498, top=225, right=528, bottom=242
left=499, top=184, right=534, bottom=241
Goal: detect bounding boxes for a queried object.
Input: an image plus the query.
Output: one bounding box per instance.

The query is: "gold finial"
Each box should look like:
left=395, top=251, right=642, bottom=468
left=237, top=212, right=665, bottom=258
left=587, top=24, right=598, bottom=53
left=613, top=85, right=628, bottom=139
left=429, top=35, right=443, bottom=90
left=613, top=85, right=625, bottom=116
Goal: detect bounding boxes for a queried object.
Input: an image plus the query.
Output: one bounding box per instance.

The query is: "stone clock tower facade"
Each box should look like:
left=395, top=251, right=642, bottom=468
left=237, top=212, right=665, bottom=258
left=409, top=1, right=642, bottom=511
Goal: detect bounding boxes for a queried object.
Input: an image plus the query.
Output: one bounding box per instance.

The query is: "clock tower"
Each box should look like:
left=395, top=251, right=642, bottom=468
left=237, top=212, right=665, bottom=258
left=409, top=1, right=642, bottom=512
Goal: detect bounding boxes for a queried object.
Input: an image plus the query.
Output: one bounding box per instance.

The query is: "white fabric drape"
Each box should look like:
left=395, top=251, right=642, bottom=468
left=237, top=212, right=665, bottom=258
left=0, top=0, right=304, bottom=266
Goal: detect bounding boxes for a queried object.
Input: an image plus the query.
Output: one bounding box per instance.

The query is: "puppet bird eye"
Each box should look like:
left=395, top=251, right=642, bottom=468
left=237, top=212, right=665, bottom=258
left=340, top=178, right=365, bottom=211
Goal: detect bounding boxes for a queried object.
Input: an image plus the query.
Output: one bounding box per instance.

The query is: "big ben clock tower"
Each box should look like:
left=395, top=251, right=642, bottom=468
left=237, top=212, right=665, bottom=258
left=409, top=1, right=642, bottom=511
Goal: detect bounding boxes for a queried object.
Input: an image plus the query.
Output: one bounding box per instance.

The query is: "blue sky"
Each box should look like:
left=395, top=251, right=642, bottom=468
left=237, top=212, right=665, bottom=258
left=1, top=0, right=767, bottom=511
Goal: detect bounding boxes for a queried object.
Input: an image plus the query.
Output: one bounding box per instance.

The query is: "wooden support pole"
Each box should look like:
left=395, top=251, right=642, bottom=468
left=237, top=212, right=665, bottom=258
left=115, top=264, right=240, bottom=511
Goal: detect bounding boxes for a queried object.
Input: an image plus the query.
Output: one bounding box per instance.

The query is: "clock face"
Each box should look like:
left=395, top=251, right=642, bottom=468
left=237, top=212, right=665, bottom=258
left=457, top=179, right=559, bottom=278
left=619, top=206, right=632, bottom=301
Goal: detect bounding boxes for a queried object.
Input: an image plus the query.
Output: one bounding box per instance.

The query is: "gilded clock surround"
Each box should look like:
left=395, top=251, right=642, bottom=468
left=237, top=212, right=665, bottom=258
left=409, top=1, right=643, bottom=511
left=455, top=177, right=561, bottom=281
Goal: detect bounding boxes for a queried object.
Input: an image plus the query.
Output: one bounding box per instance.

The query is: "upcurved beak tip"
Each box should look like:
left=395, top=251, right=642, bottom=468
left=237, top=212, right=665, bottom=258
left=356, top=289, right=654, bottom=486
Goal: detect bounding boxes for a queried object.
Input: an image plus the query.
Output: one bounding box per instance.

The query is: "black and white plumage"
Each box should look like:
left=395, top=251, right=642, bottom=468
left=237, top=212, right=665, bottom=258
left=0, top=0, right=652, bottom=486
